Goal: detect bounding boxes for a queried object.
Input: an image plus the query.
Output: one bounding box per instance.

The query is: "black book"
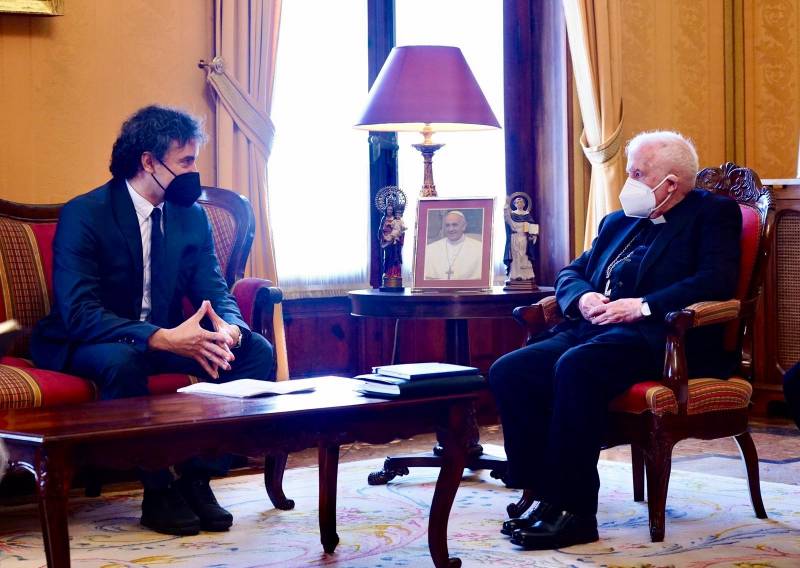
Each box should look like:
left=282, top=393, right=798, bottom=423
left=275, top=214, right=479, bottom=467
left=354, top=373, right=408, bottom=385
left=357, top=374, right=485, bottom=399
left=370, top=362, right=479, bottom=381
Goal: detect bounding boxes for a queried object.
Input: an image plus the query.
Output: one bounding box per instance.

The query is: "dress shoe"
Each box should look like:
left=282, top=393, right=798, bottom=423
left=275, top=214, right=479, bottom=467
left=500, top=501, right=559, bottom=536
left=510, top=511, right=599, bottom=550
left=175, top=476, right=233, bottom=531
left=140, top=486, right=201, bottom=536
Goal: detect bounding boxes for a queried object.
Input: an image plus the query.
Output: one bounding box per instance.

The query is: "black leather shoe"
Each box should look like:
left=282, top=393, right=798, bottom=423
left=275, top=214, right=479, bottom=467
left=141, top=487, right=200, bottom=536
left=500, top=501, right=559, bottom=536
left=175, top=476, right=233, bottom=531
left=510, top=511, right=599, bottom=550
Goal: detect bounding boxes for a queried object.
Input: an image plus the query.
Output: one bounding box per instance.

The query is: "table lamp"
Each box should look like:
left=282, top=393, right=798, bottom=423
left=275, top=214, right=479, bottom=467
left=355, top=45, right=500, bottom=196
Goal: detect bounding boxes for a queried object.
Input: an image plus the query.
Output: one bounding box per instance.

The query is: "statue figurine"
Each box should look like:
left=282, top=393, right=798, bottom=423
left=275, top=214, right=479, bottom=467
left=503, top=192, right=539, bottom=290
left=375, top=186, right=408, bottom=291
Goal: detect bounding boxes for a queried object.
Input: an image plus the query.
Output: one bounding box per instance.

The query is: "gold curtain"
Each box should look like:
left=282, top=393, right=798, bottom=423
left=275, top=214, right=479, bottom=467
left=562, top=0, right=625, bottom=250
left=209, top=0, right=288, bottom=379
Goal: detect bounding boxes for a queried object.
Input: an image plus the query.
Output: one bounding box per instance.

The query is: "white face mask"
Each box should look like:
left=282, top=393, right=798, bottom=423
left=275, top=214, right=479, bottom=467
left=619, top=175, right=674, bottom=220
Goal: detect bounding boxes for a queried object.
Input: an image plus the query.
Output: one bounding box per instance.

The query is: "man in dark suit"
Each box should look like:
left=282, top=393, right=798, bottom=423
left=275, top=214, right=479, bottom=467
left=489, top=131, right=742, bottom=550
left=31, top=105, right=274, bottom=536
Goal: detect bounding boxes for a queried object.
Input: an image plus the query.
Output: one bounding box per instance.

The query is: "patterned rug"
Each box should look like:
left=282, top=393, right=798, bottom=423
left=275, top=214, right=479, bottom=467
left=1, top=458, right=799, bottom=567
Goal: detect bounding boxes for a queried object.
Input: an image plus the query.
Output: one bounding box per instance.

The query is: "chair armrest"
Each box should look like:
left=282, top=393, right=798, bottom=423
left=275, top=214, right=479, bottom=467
left=231, top=277, right=283, bottom=344
left=512, top=295, right=563, bottom=346
left=662, top=298, right=742, bottom=414
left=682, top=299, right=741, bottom=328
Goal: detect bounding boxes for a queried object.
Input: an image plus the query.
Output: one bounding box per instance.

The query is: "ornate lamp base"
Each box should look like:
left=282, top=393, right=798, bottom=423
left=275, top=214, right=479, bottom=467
left=412, top=142, right=444, bottom=197
left=380, top=275, right=405, bottom=292
left=503, top=278, right=539, bottom=291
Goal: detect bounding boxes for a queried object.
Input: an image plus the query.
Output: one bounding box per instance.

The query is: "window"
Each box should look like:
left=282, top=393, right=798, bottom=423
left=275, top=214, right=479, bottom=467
left=269, top=1, right=505, bottom=296
left=269, top=2, right=370, bottom=297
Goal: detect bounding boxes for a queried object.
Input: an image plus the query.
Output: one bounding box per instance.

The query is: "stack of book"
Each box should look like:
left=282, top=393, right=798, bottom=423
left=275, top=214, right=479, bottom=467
left=355, top=362, right=485, bottom=399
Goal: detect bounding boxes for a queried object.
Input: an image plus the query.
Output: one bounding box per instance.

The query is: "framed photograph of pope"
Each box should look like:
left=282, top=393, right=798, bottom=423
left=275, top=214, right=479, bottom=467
left=413, top=197, right=494, bottom=290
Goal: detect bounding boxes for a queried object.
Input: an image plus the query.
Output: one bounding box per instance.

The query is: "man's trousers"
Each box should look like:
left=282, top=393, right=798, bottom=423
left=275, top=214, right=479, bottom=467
left=488, top=322, right=661, bottom=515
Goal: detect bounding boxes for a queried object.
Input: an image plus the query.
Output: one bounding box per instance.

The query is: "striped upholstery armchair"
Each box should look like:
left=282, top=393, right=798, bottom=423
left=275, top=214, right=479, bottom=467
left=507, top=163, right=775, bottom=542
left=0, top=186, right=282, bottom=410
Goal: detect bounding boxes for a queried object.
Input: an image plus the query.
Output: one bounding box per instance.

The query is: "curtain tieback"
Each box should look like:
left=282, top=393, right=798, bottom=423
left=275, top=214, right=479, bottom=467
left=580, top=106, right=624, bottom=166
left=201, top=56, right=276, bottom=159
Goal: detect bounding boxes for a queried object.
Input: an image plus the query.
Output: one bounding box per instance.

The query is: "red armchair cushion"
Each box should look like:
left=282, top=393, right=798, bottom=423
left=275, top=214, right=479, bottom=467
left=0, top=362, right=198, bottom=409
left=1, top=356, right=34, bottom=368
left=147, top=373, right=200, bottom=395
left=609, top=377, right=753, bottom=416
left=0, top=364, right=97, bottom=409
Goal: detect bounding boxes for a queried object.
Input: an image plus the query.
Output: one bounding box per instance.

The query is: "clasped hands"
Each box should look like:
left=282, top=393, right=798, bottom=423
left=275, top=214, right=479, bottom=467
left=578, top=292, right=643, bottom=325
left=148, top=300, right=240, bottom=380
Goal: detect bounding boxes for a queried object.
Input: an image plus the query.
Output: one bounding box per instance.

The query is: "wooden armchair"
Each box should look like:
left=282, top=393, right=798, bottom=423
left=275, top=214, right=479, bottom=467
left=508, top=163, right=774, bottom=542
left=0, top=187, right=290, bottom=502
left=0, top=186, right=282, bottom=408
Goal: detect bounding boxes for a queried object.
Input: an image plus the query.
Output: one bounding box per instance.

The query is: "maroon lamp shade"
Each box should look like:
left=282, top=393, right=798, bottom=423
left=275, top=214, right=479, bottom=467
left=355, top=45, right=500, bottom=132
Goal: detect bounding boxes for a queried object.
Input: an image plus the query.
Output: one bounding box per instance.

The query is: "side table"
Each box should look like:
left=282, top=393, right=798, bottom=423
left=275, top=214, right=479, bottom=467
left=349, top=286, right=554, bottom=484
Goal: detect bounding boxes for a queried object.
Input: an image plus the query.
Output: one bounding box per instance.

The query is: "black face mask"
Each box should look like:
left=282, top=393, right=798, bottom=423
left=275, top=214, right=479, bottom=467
left=152, top=158, right=202, bottom=207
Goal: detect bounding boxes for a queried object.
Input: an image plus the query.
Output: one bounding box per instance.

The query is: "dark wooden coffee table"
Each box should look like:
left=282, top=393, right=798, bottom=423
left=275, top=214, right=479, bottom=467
left=0, top=377, right=476, bottom=568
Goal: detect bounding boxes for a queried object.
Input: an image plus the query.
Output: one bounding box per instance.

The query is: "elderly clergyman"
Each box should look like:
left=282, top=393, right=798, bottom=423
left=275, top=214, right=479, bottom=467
left=489, top=131, right=742, bottom=550
left=423, top=210, right=483, bottom=280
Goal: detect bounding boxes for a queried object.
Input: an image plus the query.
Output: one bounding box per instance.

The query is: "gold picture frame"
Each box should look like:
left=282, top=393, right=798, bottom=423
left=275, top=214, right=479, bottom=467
left=0, top=0, right=63, bottom=15
left=412, top=196, right=495, bottom=291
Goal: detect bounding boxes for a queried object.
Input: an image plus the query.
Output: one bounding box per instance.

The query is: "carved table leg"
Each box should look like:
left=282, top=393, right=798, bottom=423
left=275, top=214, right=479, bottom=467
left=428, top=402, right=469, bottom=568
left=36, top=450, right=72, bottom=568
left=264, top=452, right=295, bottom=510
left=445, top=319, right=470, bottom=366
left=318, top=444, right=340, bottom=554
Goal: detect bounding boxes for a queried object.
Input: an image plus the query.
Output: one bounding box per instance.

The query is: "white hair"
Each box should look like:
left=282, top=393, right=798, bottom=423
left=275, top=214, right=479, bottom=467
left=625, top=131, right=699, bottom=188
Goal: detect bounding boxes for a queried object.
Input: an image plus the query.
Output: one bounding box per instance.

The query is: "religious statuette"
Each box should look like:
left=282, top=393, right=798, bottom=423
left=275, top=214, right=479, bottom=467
left=503, top=192, right=539, bottom=290
left=375, top=186, right=408, bottom=292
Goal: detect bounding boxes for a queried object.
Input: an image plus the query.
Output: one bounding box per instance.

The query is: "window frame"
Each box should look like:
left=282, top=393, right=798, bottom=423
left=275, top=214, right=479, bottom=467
left=363, top=0, right=570, bottom=289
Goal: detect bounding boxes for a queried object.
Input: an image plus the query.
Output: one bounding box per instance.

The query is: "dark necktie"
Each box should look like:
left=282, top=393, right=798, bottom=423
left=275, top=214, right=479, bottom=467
left=150, top=207, right=167, bottom=326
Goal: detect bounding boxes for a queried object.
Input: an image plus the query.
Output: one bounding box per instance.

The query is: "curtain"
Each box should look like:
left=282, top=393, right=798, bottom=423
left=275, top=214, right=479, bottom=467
left=208, top=0, right=288, bottom=379
left=562, top=0, right=625, bottom=250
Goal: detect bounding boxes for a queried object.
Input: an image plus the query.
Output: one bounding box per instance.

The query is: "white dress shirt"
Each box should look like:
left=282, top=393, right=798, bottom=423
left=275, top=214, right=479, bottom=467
left=126, top=180, right=164, bottom=322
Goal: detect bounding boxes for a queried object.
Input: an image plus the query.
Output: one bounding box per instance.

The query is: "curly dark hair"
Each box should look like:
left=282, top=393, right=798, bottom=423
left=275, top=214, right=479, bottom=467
left=109, top=105, right=206, bottom=179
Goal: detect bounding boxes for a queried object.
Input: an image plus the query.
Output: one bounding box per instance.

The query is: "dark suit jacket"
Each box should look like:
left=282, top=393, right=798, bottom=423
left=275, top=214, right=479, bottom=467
left=31, top=178, right=248, bottom=372
left=553, top=189, right=742, bottom=376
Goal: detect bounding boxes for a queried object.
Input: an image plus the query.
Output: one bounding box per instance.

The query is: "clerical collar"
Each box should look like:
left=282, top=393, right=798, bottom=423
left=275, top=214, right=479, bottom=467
left=654, top=190, right=698, bottom=224
left=446, top=236, right=466, bottom=246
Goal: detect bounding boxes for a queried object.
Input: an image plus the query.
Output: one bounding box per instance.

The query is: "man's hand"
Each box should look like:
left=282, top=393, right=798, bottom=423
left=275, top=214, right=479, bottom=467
left=147, top=300, right=234, bottom=379
left=206, top=302, right=241, bottom=350
left=577, top=292, right=609, bottom=321
left=586, top=298, right=644, bottom=325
